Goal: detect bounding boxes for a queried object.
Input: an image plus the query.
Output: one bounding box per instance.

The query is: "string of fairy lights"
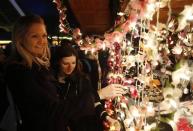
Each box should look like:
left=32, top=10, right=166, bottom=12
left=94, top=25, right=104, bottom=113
left=53, top=0, right=193, bottom=130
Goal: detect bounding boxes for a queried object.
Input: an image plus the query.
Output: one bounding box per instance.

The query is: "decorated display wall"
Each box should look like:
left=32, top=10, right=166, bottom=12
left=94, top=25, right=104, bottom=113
left=53, top=0, right=193, bottom=130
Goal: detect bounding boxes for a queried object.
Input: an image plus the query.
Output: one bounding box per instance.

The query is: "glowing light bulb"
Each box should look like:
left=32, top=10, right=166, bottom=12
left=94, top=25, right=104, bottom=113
left=147, top=102, right=154, bottom=113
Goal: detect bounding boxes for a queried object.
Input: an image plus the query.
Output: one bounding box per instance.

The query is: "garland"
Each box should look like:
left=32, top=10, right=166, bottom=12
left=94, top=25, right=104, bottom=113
left=53, top=0, right=193, bottom=130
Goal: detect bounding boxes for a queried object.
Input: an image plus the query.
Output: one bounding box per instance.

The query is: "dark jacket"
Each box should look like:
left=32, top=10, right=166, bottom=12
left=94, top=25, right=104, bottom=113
left=5, top=63, right=82, bottom=131
left=57, top=73, right=105, bottom=131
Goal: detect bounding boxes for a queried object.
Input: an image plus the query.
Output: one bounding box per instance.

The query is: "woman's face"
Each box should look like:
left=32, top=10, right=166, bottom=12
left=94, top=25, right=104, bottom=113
left=59, top=55, right=76, bottom=75
left=23, top=23, right=48, bottom=57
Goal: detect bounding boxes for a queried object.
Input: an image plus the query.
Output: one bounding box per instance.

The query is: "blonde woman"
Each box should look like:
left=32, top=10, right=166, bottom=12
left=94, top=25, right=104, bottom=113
left=5, top=15, right=83, bottom=131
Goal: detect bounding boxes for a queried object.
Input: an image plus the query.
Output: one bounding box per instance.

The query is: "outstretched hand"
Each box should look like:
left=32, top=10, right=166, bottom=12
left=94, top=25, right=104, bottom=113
left=106, top=116, right=121, bottom=131
left=98, top=84, right=127, bottom=100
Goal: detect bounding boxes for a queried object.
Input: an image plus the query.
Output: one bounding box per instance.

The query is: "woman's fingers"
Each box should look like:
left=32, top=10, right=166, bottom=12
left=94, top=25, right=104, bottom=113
left=111, top=84, right=128, bottom=94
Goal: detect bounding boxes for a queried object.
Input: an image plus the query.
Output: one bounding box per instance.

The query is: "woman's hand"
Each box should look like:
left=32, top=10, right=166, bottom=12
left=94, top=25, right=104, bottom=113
left=98, top=84, right=127, bottom=100
left=106, top=116, right=121, bottom=131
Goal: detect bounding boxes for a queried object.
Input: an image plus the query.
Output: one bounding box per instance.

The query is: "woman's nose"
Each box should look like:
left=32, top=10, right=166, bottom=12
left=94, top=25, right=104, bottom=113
left=39, top=37, right=46, bottom=44
left=69, top=65, right=72, bottom=69
left=68, top=64, right=74, bottom=69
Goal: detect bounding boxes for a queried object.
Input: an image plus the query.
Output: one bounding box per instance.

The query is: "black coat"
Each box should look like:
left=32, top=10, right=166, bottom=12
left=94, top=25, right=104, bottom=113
left=5, top=63, right=83, bottom=131
left=57, top=73, right=104, bottom=131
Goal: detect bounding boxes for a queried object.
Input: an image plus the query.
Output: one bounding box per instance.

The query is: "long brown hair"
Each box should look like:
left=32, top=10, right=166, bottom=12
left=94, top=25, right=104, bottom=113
left=51, top=41, right=83, bottom=78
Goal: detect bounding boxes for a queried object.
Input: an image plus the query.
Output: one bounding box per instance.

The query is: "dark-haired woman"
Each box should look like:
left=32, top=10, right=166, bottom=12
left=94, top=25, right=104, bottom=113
left=51, top=43, right=121, bottom=131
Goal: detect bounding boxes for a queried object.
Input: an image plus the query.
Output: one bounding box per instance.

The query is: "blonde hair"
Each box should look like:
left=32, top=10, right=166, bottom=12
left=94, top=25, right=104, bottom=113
left=12, top=15, right=50, bottom=68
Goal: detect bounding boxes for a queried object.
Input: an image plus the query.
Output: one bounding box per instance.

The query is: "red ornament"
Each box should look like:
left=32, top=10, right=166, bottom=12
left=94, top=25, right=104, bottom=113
left=177, top=118, right=193, bottom=131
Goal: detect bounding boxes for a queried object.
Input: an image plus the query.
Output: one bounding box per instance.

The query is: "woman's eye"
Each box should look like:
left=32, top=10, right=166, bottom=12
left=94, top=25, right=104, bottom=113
left=43, top=34, right=47, bottom=38
left=32, top=35, right=38, bottom=38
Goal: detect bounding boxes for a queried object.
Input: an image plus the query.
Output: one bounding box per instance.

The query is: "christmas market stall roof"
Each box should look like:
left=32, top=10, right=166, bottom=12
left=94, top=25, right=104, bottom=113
left=0, top=0, right=192, bottom=40
left=0, top=0, right=120, bottom=40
